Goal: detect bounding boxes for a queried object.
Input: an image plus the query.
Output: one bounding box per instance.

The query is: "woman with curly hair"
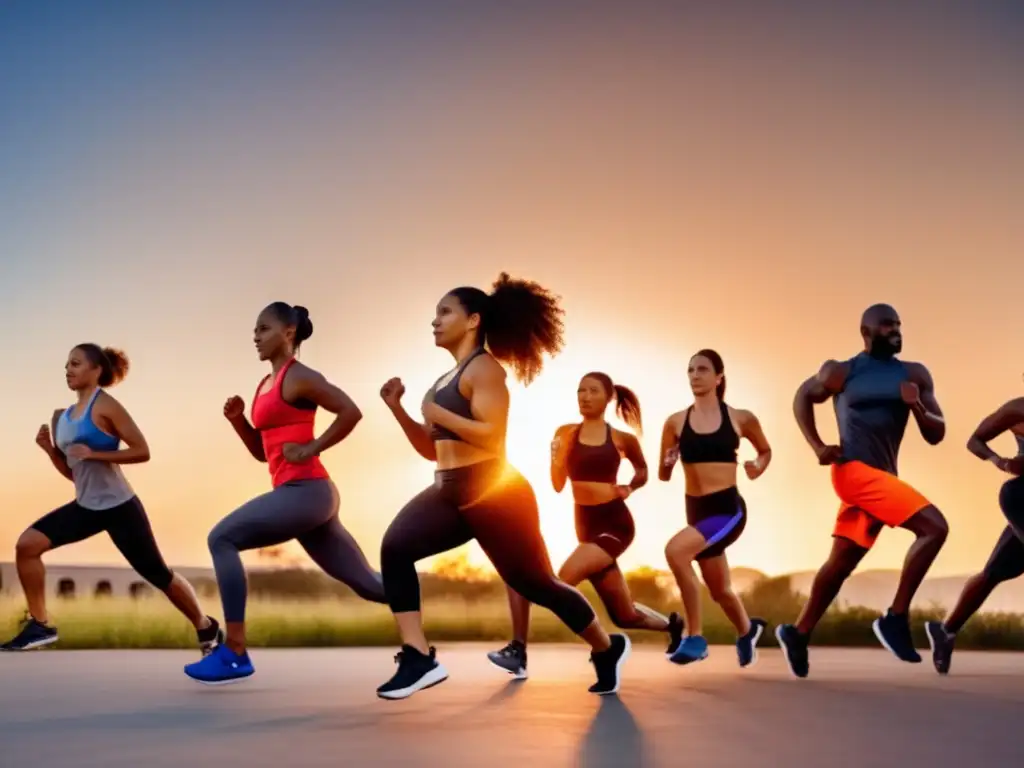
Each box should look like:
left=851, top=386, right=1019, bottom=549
left=376, top=274, right=632, bottom=700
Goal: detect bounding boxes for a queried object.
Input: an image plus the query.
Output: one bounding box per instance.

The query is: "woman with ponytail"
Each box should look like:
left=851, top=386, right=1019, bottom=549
left=488, top=372, right=684, bottom=680
left=659, top=349, right=772, bottom=667
left=377, top=273, right=631, bottom=700
left=3, top=344, right=223, bottom=656
left=185, top=302, right=387, bottom=685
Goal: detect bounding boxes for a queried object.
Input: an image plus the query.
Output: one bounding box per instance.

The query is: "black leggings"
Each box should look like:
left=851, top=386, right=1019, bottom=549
left=30, top=496, right=174, bottom=591
left=982, top=477, right=1024, bottom=583
left=381, top=459, right=596, bottom=634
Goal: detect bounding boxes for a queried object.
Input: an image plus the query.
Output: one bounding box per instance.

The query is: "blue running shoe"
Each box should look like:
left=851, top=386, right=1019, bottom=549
left=669, top=634, right=708, bottom=665
left=737, top=617, right=767, bottom=668
left=184, top=643, right=254, bottom=685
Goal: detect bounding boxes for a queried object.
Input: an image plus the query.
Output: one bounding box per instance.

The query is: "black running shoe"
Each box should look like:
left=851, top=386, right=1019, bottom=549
left=872, top=609, right=921, bottom=663
left=376, top=645, right=449, bottom=700
left=0, top=614, right=58, bottom=651
left=664, top=612, right=685, bottom=658
left=775, top=624, right=809, bottom=678
left=486, top=640, right=528, bottom=679
left=588, top=633, right=632, bottom=695
left=737, top=617, right=767, bottom=668
left=197, top=616, right=224, bottom=657
left=925, top=620, right=955, bottom=675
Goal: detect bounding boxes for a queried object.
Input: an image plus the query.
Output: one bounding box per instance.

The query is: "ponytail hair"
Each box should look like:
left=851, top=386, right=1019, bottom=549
left=448, top=272, right=565, bottom=385
left=581, top=371, right=643, bottom=434
left=75, top=344, right=130, bottom=387
left=694, top=348, right=726, bottom=400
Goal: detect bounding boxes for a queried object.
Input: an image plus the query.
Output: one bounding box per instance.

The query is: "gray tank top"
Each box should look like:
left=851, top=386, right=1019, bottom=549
left=54, top=389, right=136, bottom=510
left=833, top=352, right=912, bottom=475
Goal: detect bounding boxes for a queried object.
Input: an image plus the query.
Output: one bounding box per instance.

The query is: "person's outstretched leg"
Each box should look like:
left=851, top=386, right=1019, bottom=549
left=487, top=585, right=531, bottom=679
left=2, top=502, right=104, bottom=651
left=104, top=497, right=222, bottom=655
left=664, top=526, right=709, bottom=663
left=698, top=554, right=766, bottom=668
left=186, top=481, right=340, bottom=684
left=775, top=536, right=867, bottom=679
left=376, top=484, right=473, bottom=700
left=466, top=477, right=630, bottom=696
left=298, top=516, right=388, bottom=604
left=927, top=478, right=1024, bottom=674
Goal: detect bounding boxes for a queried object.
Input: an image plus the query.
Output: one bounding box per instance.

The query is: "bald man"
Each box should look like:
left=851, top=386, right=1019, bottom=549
left=776, top=304, right=949, bottom=678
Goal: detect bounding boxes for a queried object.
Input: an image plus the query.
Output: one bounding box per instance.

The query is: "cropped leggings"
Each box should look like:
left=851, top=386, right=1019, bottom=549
left=381, top=459, right=596, bottom=634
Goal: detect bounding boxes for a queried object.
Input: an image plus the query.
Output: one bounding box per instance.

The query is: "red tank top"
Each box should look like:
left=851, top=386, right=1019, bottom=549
left=250, top=358, right=329, bottom=488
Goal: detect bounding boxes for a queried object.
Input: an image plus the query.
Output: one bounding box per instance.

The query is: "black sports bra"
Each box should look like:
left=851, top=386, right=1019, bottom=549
left=678, top=401, right=739, bottom=464
left=429, top=348, right=488, bottom=443
left=566, top=424, right=620, bottom=483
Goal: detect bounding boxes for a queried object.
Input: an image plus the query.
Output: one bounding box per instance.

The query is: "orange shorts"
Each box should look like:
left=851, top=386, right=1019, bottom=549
left=831, top=460, right=932, bottom=550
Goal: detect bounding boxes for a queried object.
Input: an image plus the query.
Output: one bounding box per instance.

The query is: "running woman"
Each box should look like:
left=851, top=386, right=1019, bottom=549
left=376, top=273, right=632, bottom=700
left=184, top=302, right=387, bottom=685
left=658, top=349, right=771, bottom=666
left=1, top=344, right=222, bottom=653
left=487, top=372, right=684, bottom=680
left=776, top=304, right=949, bottom=678
left=926, top=392, right=1024, bottom=674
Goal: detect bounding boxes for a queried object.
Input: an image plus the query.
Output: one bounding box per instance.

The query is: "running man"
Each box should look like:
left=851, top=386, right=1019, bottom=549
left=659, top=349, right=771, bottom=666
left=487, top=372, right=685, bottom=680
left=184, top=302, right=387, bottom=685
left=776, top=304, right=949, bottom=678
left=376, top=273, right=631, bottom=700
left=2, top=344, right=222, bottom=654
left=926, top=392, right=1024, bottom=674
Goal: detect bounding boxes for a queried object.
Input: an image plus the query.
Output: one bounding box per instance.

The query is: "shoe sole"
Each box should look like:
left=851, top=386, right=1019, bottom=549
left=668, top=647, right=708, bottom=665
left=486, top=655, right=528, bottom=680
left=186, top=670, right=255, bottom=686
left=775, top=625, right=808, bottom=679
left=377, top=663, right=450, bottom=700
left=594, top=634, right=632, bottom=696
left=871, top=618, right=921, bottom=663
left=924, top=622, right=950, bottom=675
left=739, top=621, right=766, bottom=668
left=2, top=635, right=59, bottom=651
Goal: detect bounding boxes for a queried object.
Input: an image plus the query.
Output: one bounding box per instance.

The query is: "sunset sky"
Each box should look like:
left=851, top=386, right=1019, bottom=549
left=1, top=3, right=1022, bottom=581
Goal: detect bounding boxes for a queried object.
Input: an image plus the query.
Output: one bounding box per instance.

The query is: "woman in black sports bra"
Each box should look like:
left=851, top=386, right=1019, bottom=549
left=376, top=273, right=631, bottom=700
left=658, top=349, right=772, bottom=667
left=487, top=372, right=685, bottom=680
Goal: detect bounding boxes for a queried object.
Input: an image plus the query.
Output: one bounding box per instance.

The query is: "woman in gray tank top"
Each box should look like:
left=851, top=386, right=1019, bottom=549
left=1, top=343, right=223, bottom=654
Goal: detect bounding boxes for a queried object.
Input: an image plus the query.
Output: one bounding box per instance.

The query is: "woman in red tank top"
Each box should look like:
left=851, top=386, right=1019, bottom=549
left=184, top=302, right=387, bottom=686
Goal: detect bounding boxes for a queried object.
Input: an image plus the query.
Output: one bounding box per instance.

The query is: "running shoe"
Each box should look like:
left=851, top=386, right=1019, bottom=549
left=184, top=643, right=254, bottom=685
left=925, top=620, right=955, bottom=675
left=589, top=633, right=631, bottom=695
left=737, top=617, right=767, bottom=667
left=775, top=623, right=810, bottom=678
left=669, top=634, right=709, bottom=665
left=0, top=613, right=58, bottom=651
left=377, top=645, right=449, bottom=700
left=486, top=640, right=528, bottom=679
left=872, top=609, right=921, bottom=663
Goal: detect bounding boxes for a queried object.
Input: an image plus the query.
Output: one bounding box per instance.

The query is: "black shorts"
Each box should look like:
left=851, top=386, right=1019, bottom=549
left=685, top=486, right=748, bottom=561
left=30, top=496, right=175, bottom=591
left=574, top=498, right=635, bottom=559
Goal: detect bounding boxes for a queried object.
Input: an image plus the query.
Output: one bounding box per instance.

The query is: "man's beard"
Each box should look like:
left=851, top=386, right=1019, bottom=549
left=869, top=334, right=901, bottom=358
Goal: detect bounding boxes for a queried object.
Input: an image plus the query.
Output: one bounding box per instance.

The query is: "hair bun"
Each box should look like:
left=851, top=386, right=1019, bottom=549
left=294, top=305, right=314, bottom=343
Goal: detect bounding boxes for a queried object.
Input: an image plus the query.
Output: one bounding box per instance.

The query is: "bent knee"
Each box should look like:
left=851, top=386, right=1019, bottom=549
left=917, top=506, right=949, bottom=540
left=708, top=585, right=737, bottom=605
left=16, top=529, right=51, bottom=559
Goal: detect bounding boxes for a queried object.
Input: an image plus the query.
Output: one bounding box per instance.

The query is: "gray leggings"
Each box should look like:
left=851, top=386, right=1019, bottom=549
left=208, top=478, right=387, bottom=622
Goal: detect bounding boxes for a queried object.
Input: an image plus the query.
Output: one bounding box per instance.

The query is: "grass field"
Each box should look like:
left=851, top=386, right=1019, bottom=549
left=4, top=573, right=1024, bottom=651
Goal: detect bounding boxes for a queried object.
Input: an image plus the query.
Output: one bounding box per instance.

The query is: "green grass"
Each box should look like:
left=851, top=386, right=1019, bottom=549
left=5, top=572, right=1024, bottom=651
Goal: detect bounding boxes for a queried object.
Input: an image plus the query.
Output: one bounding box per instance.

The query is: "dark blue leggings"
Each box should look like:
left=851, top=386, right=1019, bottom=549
left=685, top=486, right=748, bottom=560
